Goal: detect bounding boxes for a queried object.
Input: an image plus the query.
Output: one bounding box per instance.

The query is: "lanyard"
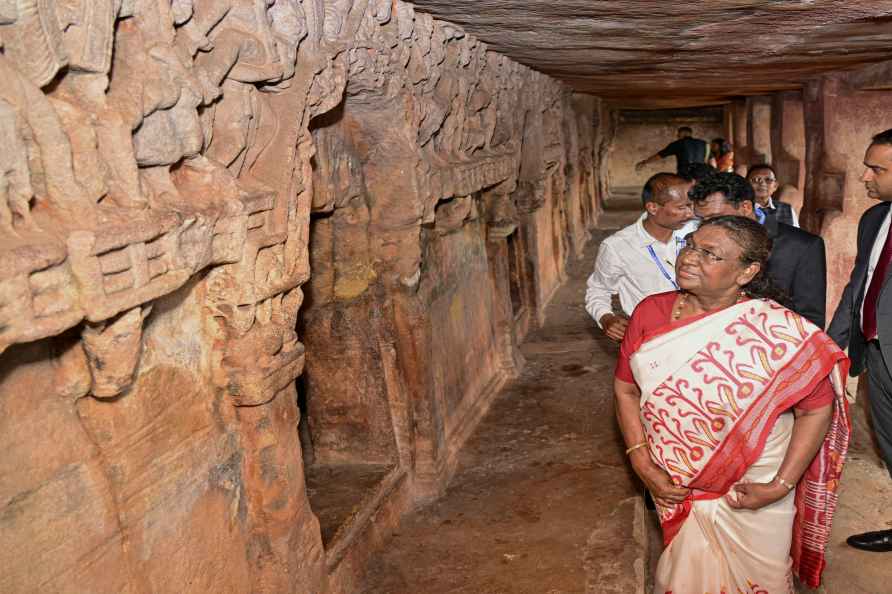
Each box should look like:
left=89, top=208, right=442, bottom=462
left=647, top=243, right=680, bottom=290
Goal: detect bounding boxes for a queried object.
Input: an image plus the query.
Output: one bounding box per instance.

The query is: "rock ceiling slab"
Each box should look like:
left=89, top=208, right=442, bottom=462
left=409, top=1, right=892, bottom=107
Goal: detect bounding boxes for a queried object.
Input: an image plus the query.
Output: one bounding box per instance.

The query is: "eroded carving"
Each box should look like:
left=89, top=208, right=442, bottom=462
left=81, top=306, right=150, bottom=398
left=0, top=1, right=597, bottom=592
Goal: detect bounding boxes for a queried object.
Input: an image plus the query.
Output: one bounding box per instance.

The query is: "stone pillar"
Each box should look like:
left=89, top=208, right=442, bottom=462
left=484, top=182, right=526, bottom=379
left=513, top=86, right=554, bottom=326
left=562, top=92, right=590, bottom=258
left=485, top=238, right=526, bottom=378
left=302, top=113, right=406, bottom=471
left=732, top=99, right=750, bottom=175
left=543, top=94, right=572, bottom=293
left=723, top=103, right=735, bottom=147
left=574, top=94, right=602, bottom=230
left=770, top=91, right=807, bottom=213
left=802, top=72, right=892, bottom=315
left=799, top=64, right=892, bottom=470
left=747, top=96, right=773, bottom=166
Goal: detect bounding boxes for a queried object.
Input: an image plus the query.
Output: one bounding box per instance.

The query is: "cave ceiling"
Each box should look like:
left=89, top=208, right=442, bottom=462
left=409, top=0, right=892, bottom=108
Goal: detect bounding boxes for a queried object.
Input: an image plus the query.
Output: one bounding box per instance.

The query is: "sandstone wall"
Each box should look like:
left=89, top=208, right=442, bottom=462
left=715, top=75, right=887, bottom=322
left=799, top=72, right=892, bottom=318
left=769, top=91, right=807, bottom=214
left=0, top=1, right=601, bottom=593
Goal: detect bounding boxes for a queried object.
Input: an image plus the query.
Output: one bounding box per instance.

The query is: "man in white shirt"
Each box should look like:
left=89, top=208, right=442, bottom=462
left=828, top=128, right=892, bottom=552
left=585, top=173, right=695, bottom=341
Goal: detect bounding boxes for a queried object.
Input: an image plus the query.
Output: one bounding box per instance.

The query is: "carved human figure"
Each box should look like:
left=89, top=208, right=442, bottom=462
left=196, top=0, right=309, bottom=187
left=0, top=0, right=68, bottom=88
left=0, top=99, right=34, bottom=233
left=0, top=54, right=95, bottom=224
left=106, top=0, right=244, bottom=212
left=54, top=0, right=150, bottom=208
left=0, top=0, right=149, bottom=213
left=219, top=288, right=304, bottom=406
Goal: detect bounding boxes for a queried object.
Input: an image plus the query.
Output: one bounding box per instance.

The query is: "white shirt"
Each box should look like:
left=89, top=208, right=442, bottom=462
left=861, top=206, right=892, bottom=326
left=585, top=214, right=696, bottom=327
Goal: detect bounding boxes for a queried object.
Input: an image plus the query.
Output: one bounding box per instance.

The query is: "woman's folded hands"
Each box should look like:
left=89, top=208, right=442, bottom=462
left=725, top=479, right=789, bottom=510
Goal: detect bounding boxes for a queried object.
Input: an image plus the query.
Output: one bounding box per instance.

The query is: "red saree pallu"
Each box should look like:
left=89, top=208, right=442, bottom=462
left=630, top=299, right=850, bottom=591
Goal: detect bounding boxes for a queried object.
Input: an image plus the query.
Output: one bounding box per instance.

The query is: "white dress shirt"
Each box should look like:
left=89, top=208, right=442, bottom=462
left=861, top=206, right=892, bottom=326
left=585, top=214, right=696, bottom=327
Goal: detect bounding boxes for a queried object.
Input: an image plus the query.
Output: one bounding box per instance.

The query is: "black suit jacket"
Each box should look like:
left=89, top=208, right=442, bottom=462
left=764, top=213, right=827, bottom=329
left=764, top=201, right=796, bottom=228
left=828, top=202, right=891, bottom=376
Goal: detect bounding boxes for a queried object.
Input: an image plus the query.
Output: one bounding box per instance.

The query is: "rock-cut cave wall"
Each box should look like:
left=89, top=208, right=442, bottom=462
left=0, top=1, right=603, bottom=592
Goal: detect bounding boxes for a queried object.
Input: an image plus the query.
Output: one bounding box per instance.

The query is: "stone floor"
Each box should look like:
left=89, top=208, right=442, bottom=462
left=361, top=217, right=642, bottom=593
left=359, top=200, right=892, bottom=594
left=818, top=448, right=892, bottom=593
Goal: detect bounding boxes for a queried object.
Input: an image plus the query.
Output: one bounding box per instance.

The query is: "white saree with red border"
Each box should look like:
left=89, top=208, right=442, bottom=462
left=630, top=299, right=850, bottom=594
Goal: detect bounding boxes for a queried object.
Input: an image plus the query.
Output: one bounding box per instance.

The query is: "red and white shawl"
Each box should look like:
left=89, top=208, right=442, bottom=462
left=630, top=299, right=850, bottom=588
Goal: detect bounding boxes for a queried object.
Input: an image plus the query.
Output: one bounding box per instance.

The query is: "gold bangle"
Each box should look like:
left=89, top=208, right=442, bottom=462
left=775, top=475, right=795, bottom=491
left=625, top=441, right=648, bottom=455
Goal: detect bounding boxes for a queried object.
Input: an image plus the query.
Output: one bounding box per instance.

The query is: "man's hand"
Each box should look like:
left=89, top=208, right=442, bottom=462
left=635, top=160, right=647, bottom=172
left=600, top=313, right=629, bottom=342
left=725, top=480, right=789, bottom=511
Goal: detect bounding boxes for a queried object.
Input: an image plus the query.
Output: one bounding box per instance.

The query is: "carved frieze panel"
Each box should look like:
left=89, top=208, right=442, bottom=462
left=218, top=288, right=306, bottom=407
left=0, top=0, right=327, bottom=403
left=0, top=0, right=576, bottom=397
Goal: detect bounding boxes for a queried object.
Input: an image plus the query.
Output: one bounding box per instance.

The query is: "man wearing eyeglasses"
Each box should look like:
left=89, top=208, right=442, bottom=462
left=689, top=172, right=826, bottom=328
left=747, top=164, right=800, bottom=228
left=585, top=173, right=695, bottom=341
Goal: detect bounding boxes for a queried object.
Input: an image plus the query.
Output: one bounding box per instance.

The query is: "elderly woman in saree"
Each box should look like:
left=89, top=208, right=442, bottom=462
left=614, top=215, right=850, bottom=594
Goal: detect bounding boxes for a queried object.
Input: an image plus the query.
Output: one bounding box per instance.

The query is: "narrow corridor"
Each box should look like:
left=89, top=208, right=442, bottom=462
left=361, top=197, right=892, bottom=594
left=8, top=3, right=892, bottom=592
left=361, top=202, right=644, bottom=593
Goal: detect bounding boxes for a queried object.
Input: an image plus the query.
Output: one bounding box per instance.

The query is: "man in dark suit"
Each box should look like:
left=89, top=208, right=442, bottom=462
left=828, top=128, right=892, bottom=552
left=689, top=172, right=826, bottom=328
left=746, top=163, right=800, bottom=227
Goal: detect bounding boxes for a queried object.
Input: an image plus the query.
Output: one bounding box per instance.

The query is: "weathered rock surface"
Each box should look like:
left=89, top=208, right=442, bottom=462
left=359, top=224, right=646, bottom=594
left=0, top=1, right=603, bottom=593
left=409, top=1, right=892, bottom=107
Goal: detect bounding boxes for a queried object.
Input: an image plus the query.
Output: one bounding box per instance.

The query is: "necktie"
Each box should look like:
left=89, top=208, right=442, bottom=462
left=862, top=224, right=892, bottom=341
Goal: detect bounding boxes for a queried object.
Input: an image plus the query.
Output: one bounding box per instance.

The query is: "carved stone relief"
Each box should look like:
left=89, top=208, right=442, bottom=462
left=0, top=0, right=598, bottom=592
